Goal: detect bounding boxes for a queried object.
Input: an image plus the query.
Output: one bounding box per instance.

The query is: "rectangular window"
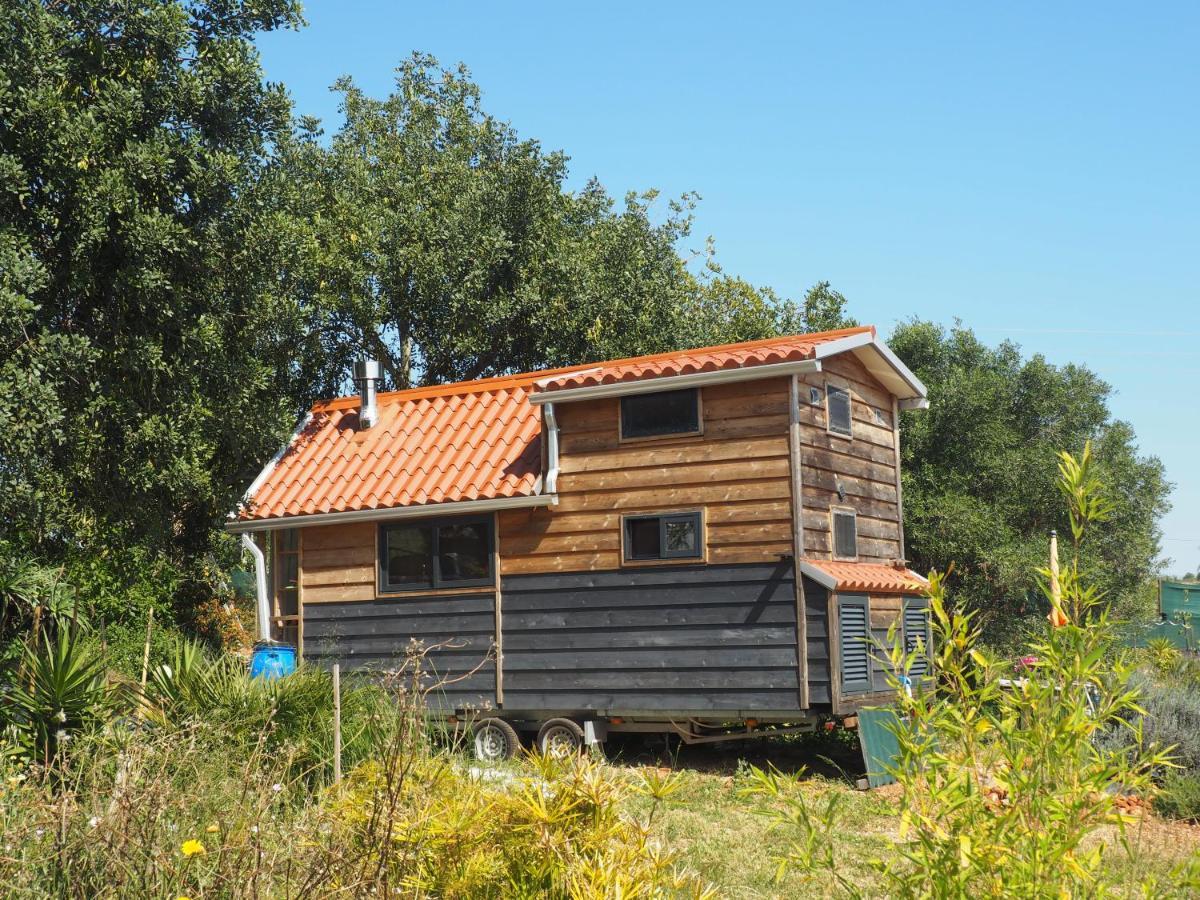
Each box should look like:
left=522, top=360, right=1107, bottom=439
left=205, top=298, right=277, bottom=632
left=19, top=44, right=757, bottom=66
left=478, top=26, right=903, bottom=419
left=623, top=511, right=703, bottom=561
left=620, top=388, right=700, bottom=439
left=832, top=508, right=858, bottom=560
left=378, top=515, right=493, bottom=592
left=826, top=384, right=852, bottom=437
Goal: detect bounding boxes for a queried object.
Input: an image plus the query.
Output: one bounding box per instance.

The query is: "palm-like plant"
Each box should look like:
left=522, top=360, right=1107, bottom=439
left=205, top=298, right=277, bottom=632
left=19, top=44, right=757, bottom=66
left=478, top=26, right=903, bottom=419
left=6, top=630, right=110, bottom=764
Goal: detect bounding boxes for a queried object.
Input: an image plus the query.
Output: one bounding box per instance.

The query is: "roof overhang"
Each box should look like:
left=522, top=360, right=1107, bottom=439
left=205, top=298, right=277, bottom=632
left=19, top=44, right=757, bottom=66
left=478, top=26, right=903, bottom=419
left=528, top=358, right=824, bottom=405
left=226, top=491, right=554, bottom=533
left=810, top=332, right=928, bottom=403
left=799, top=560, right=930, bottom=595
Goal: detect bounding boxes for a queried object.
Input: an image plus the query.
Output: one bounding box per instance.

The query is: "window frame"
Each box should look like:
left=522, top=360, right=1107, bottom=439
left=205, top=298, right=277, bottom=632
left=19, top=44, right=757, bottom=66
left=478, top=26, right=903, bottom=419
left=621, top=510, right=705, bottom=564
left=825, top=382, right=853, bottom=439
left=618, top=388, right=703, bottom=443
left=377, top=514, right=495, bottom=594
left=831, top=507, right=858, bottom=561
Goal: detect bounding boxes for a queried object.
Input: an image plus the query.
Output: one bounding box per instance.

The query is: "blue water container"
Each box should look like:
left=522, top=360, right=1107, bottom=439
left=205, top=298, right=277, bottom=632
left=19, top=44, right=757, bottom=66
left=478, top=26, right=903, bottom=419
left=249, top=642, right=296, bottom=680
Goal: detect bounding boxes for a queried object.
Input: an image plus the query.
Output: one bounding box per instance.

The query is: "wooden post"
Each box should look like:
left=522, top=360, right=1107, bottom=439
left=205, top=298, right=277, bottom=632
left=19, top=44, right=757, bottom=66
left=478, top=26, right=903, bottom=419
left=140, top=607, right=155, bottom=689
left=493, top=517, right=504, bottom=707
left=788, top=375, right=810, bottom=709
left=332, top=663, right=342, bottom=785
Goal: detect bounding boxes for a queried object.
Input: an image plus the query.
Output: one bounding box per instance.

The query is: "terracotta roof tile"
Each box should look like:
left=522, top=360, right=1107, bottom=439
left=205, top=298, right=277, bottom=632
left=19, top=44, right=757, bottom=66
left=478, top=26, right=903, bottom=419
left=802, top=559, right=929, bottom=595
left=237, top=327, right=881, bottom=522
left=537, top=326, right=874, bottom=393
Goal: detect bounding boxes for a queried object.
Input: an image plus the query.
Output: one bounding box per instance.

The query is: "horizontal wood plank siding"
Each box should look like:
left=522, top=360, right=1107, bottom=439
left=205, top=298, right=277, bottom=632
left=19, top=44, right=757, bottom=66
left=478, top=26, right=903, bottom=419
left=303, top=593, right=496, bottom=710
left=500, top=378, right=795, bottom=575
left=499, top=562, right=806, bottom=713
left=798, top=354, right=903, bottom=563
left=802, top=576, right=833, bottom=704
left=300, top=523, right=376, bottom=602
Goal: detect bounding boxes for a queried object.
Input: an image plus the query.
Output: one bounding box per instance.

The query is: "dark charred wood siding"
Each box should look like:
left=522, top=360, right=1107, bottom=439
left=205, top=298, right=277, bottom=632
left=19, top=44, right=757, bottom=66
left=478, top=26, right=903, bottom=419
left=499, top=561, right=805, bottom=714
left=302, top=592, right=496, bottom=711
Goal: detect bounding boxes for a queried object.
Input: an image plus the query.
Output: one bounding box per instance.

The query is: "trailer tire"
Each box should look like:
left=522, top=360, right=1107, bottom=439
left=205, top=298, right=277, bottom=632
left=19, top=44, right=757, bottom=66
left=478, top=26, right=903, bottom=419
left=537, top=718, right=585, bottom=757
left=472, top=718, right=520, bottom=762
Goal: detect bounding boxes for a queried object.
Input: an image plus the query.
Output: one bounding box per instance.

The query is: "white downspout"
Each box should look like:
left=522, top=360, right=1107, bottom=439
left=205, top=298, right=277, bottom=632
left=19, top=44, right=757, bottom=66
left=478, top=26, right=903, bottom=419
left=543, top=401, right=560, bottom=504
left=241, top=532, right=273, bottom=644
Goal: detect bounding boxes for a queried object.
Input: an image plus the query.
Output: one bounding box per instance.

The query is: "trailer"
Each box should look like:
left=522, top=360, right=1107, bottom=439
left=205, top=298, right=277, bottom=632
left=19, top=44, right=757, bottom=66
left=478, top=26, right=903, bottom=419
left=227, top=328, right=932, bottom=760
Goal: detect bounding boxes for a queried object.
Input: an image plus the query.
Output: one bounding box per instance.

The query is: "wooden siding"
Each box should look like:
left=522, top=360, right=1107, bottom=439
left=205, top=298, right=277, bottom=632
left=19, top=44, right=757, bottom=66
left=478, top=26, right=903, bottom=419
left=798, top=353, right=903, bottom=563
left=500, top=562, right=806, bottom=713
left=300, top=522, right=376, bottom=602
left=499, top=378, right=795, bottom=575
left=802, top=576, right=833, bottom=705
left=302, top=592, right=497, bottom=710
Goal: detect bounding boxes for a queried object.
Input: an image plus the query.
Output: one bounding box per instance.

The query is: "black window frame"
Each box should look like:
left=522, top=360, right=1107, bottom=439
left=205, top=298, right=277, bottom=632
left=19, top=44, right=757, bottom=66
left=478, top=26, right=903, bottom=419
left=832, top=507, right=858, bottom=560
left=826, top=383, right=853, bottom=437
left=377, top=514, right=495, bottom=594
left=619, top=388, right=701, bottom=441
left=622, top=511, right=704, bottom=562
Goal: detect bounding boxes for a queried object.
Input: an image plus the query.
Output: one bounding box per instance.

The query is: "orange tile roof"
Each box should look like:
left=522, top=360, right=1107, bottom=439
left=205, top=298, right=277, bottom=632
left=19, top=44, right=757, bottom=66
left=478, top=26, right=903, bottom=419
left=802, top=560, right=929, bottom=595
left=238, top=327, right=880, bottom=522
left=537, top=325, right=874, bottom=393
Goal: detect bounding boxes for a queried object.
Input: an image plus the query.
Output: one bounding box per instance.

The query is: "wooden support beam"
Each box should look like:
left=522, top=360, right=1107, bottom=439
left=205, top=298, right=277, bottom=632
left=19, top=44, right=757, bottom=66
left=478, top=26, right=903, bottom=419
left=493, top=513, right=504, bottom=707
left=789, top=375, right=810, bottom=709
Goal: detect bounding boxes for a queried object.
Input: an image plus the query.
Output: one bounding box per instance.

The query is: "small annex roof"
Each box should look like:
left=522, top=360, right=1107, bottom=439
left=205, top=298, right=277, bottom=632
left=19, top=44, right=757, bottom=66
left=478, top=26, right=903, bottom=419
left=800, top=559, right=929, bottom=596
left=230, top=326, right=928, bottom=528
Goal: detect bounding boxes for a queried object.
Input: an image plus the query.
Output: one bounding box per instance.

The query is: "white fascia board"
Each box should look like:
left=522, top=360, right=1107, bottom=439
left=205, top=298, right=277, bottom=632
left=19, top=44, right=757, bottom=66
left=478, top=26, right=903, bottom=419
left=813, top=333, right=929, bottom=402
left=899, top=397, right=930, bottom=410
left=528, top=358, right=823, bottom=405
left=228, top=412, right=313, bottom=520
left=225, top=491, right=556, bottom=533
left=799, top=561, right=839, bottom=590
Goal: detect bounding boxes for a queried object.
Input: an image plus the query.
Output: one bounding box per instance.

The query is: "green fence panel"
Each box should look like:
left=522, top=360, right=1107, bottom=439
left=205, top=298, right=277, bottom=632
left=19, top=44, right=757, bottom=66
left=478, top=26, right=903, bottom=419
left=858, top=707, right=902, bottom=789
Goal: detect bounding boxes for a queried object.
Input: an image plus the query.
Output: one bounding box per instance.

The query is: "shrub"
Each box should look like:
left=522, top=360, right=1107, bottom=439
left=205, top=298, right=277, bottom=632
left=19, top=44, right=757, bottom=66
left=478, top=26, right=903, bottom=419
left=1156, top=772, right=1200, bottom=822
left=746, top=444, right=1200, bottom=898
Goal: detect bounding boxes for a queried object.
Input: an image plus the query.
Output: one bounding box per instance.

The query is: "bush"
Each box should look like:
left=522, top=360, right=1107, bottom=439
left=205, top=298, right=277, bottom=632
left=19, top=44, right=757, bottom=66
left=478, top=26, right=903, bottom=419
left=1156, top=772, right=1200, bottom=822
left=1132, top=671, right=1200, bottom=772
left=746, top=445, right=1200, bottom=898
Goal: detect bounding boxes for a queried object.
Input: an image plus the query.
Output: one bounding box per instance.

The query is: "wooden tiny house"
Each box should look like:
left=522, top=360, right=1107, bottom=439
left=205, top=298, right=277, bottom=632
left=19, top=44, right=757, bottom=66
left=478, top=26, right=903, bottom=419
left=229, top=327, right=931, bottom=753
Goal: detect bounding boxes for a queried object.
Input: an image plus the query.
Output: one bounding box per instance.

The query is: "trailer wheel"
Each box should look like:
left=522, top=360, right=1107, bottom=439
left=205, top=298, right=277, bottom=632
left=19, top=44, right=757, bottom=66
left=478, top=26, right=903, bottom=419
left=537, top=718, right=585, bottom=757
left=472, top=718, right=520, bottom=762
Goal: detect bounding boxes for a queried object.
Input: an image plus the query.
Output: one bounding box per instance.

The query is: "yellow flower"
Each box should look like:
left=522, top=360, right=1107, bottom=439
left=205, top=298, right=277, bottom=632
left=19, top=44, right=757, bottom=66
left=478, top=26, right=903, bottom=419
left=205, top=823, right=219, bottom=833
left=177, top=896, right=193, bottom=900
left=180, top=839, right=206, bottom=857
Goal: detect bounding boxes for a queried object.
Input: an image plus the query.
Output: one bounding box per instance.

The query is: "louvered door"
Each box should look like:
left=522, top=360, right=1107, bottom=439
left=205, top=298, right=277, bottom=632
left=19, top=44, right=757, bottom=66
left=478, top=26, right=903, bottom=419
left=904, top=602, right=932, bottom=679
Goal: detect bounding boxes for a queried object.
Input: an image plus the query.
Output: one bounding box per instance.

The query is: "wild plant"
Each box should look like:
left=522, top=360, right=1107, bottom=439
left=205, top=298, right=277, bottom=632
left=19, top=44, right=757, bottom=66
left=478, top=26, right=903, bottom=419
left=747, top=444, right=1200, bottom=898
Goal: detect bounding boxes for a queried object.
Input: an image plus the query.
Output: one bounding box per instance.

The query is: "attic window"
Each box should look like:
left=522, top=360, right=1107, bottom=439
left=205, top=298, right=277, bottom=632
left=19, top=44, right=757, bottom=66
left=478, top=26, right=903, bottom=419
left=620, top=389, right=700, bottom=440
left=832, top=508, right=858, bottom=560
left=826, top=384, right=852, bottom=437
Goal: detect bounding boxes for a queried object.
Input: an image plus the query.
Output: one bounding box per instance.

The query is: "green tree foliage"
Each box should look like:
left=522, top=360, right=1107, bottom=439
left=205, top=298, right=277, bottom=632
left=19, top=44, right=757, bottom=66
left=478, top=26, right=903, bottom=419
left=890, top=320, right=1170, bottom=646
left=275, top=54, right=821, bottom=393
left=0, top=0, right=308, bottom=620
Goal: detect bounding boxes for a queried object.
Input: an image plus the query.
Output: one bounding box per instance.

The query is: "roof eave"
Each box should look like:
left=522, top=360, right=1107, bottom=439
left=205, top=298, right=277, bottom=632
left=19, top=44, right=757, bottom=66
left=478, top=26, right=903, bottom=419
left=226, top=491, right=555, bottom=533
left=528, top=358, right=824, bottom=405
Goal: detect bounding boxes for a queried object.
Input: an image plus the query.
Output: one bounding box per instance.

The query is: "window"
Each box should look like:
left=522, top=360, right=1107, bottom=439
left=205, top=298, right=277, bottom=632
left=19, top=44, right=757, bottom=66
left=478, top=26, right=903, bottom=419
left=620, top=389, right=700, bottom=439
left=826, top=384, right=852, bottom=437
left=809, top=386, right=822, bottom=405
left=832, top=508, right=857, bottom=559
left=378, top=515, right=493, bottom=592
left=623, top=512, right=703, bottom=561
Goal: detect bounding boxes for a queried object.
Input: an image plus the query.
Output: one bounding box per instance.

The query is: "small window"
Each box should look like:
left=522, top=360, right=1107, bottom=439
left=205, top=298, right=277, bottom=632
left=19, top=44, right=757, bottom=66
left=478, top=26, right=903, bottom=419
left=832, top=509, right=857, bottom=560
left=379, top=515, right=493, bottom=592
left=620, top=389, right=700, bottom=439
left=826, top=384, right=852, bottom=437
left=623, top=512, right=703, bottom=561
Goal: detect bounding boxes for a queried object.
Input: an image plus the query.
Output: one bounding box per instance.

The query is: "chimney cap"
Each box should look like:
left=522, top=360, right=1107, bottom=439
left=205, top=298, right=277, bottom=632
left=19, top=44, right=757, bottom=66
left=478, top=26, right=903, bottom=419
left=353, top=359, right=381, bottom=382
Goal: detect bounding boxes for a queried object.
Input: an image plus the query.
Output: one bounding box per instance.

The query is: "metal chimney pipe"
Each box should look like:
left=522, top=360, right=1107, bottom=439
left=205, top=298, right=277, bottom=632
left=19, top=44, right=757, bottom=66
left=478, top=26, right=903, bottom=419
left=353, top=359, right=381, bottom=428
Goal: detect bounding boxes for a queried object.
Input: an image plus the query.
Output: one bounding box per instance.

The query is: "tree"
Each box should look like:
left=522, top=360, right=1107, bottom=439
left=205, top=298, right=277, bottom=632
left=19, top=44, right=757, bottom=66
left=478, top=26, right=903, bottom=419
left=276, top=54, right=830, bottom=394
left=890, top=320, right=1170, bottom=646
left=0, top=0, right=307, bottom=621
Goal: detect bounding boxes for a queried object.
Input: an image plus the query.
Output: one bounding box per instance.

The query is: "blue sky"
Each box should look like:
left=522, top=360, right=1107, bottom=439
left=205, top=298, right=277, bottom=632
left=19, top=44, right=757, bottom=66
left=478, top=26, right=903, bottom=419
left=258, top=2, right=1200, bottom=573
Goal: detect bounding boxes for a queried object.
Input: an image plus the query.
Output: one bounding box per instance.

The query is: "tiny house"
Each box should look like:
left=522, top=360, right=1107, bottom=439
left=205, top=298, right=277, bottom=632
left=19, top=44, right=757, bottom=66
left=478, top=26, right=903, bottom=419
left=229, top=327, right=932, bottom=757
